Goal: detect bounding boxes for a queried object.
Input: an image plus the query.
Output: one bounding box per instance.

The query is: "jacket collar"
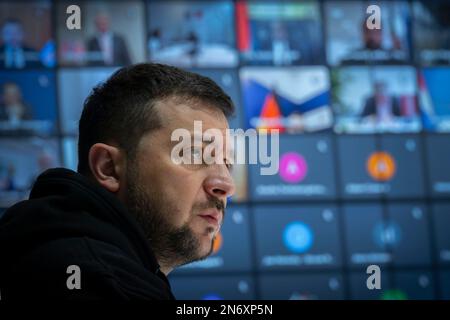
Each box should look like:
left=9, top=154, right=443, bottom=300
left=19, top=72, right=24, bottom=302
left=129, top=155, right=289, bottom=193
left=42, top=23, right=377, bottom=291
left=30, top=168, right=168, bottom=283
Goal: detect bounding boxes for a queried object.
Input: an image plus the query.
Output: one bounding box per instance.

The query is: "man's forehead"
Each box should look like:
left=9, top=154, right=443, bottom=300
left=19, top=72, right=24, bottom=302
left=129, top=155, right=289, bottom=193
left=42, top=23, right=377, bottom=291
left=156, top=99, right=229, bottom=132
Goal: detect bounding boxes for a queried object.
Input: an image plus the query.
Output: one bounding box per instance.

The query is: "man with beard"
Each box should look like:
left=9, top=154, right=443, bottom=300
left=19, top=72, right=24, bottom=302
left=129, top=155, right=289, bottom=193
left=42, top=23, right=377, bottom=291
left=0, top=63, right=235, bottom=300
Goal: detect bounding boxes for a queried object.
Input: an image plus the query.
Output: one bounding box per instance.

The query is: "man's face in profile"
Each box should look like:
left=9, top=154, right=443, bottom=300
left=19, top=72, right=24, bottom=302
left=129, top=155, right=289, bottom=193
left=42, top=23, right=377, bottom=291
left=124, top=99, right=235, bottom=271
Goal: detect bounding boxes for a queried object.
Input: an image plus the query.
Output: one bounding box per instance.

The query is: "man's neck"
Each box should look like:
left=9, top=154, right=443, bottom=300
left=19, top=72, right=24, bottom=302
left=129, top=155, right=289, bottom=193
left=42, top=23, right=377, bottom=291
left=154, top=254, right=175, bottom=275
left=158, top=264, right=173, bottom=276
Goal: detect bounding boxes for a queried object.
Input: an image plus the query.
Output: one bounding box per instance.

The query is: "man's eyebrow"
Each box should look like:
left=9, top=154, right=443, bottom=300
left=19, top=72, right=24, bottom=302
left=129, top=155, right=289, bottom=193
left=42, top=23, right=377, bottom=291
left=191, top=132, right=228, bottom=143
left=169, top=132, right=209, bottom=147
left=194, top=132, right=225, bottom=141
left=171, top=130, right=233, bottom=151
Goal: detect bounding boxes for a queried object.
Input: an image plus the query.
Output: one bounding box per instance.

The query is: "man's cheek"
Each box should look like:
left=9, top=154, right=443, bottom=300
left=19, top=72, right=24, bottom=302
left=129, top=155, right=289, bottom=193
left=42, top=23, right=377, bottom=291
left=190, top=216, right=211, bottom=235
left=172, top=210, right=194, bottom=229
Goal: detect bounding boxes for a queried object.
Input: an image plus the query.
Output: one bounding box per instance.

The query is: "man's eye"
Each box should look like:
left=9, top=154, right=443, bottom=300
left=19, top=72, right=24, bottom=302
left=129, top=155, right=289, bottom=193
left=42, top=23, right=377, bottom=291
left=180, top=147, right=202, bottom=164
left=187, top=147, right=202, bottom=163
left=192, top=147, right=202, bottom=158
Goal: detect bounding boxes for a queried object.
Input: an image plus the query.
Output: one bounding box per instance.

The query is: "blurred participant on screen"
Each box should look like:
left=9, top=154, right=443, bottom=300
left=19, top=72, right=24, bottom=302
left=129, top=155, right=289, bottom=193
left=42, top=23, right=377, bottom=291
left=0, top=71, right=56, bottom=136
left=148, top=1, right=237, bottom=67
left=0, top=82, right=32, bottom=124
left=361, top=81, right=401, bottom=124
left=325, top=1, right=411, bottom=66
left=0, top=163, right=16, bottom=192
left=0, top=19, right=41, bottom=69
left=332, top=66, right=420, bottom=134
left=237, top=1, right=324, bottom=66
left=0, top=139, right=60, bottom=208
left=340, top=17, right=408, bottom=65
left=414, top=0, right=450, bottom=65
left=86, top=12, right=131, bottom=66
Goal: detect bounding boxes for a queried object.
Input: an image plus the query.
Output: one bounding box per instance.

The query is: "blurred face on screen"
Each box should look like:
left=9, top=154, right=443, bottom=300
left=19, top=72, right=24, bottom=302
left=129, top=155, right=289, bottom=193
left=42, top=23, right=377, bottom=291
left=2, top=22, right=24, bottom=47
left=125, top=99, right=235, bottom=273
left=363, top=25, right=382, bottom=50
left=95, top=13, right=110, bottom=33
left=3, top=83, right=22, bottom=106
left=374, top=82, right=388, bottom=97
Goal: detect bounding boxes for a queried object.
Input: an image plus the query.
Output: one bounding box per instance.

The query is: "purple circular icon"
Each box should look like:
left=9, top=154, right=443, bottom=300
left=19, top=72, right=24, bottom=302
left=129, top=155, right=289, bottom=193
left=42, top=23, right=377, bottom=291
left=279, top=152, right=308, bottom=183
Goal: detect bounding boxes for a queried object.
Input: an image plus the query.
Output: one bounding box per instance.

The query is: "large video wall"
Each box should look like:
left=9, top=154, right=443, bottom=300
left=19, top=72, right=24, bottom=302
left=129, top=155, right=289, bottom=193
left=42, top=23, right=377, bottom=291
left=0, top=0, right=449, bottom=299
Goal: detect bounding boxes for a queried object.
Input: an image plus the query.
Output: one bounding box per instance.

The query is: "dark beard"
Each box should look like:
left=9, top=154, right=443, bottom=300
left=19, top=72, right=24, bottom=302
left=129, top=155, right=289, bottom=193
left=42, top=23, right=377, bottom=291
left=125, top=164, right=214, bottom=269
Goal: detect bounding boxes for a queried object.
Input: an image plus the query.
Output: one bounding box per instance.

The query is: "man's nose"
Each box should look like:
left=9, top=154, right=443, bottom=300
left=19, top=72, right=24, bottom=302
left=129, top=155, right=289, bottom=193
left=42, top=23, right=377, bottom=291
left=203, top=165, right=235, bottom=201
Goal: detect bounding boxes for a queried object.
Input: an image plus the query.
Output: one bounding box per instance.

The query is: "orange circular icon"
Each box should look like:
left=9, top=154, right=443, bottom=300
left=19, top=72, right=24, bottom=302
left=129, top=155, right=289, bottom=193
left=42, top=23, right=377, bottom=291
left=367, top=151, right=396, bottom=181
left=212, top=232, right=223, bottom=254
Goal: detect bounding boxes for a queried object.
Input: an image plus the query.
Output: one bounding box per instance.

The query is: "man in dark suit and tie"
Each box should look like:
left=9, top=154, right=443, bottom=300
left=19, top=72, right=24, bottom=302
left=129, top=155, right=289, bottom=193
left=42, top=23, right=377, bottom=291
left=0, top=19, right=42, bottom=69
left=86, top=12, right=132, bottom=66
left=361, top=81, right=401, bottom=124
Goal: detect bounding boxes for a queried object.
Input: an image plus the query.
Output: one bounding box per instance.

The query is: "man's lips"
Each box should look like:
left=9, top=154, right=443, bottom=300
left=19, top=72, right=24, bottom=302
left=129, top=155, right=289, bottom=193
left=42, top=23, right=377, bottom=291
left=198, top=209, right=222, bottom=227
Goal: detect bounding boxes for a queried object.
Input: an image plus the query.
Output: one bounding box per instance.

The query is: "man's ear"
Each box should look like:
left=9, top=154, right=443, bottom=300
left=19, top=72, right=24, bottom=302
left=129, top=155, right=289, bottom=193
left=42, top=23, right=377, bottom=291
left=88, top=143, right=125, bottom=193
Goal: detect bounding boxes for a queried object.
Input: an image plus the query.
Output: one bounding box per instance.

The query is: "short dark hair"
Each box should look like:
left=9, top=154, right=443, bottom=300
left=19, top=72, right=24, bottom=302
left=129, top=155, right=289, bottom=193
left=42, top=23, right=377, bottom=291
left=77, top=63, right=234, bottom=174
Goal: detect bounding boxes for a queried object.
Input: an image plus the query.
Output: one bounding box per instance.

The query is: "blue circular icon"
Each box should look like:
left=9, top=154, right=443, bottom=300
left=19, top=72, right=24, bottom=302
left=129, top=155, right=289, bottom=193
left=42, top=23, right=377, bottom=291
left=283, top=222, right=314, bottom=253
left=373, top=221, right=402, bottom=249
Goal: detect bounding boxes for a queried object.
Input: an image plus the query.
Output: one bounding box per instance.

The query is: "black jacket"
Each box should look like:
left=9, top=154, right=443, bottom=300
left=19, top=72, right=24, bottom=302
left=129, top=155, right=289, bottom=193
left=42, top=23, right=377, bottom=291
left=0, top=168, right=175, bottom=300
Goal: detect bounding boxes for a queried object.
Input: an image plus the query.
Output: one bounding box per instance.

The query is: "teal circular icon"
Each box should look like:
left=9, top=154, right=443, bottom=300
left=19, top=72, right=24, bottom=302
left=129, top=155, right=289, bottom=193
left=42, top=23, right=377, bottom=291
left=283, top=221, right=314, bottom=253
